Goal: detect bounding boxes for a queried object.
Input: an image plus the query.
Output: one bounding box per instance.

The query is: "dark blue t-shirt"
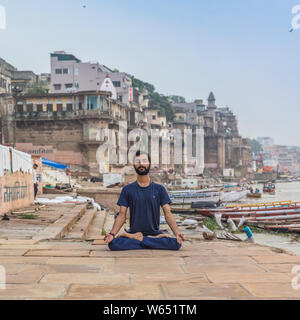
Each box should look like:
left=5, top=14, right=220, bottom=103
left=117, top=181, right=172, bottom=236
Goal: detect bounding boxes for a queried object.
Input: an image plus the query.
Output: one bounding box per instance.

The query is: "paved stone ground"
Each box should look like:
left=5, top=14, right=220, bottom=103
left=0, top=238, right=300, bottom=299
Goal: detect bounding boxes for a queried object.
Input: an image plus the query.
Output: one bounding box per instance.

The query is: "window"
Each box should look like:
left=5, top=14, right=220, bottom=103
left=54, top=84, right=61, bottom=90
left=65, top=83, right=73, bottom=89
left=17, top=103, right=23, bottom=112
left=56, top=104, right=63, bottom=111
left=113, top=81, right=121, bottom=87
left=117, top=95, right=123, bottom=102
left=37, top=104, right=43, bottom=112
left=26, top=104, right=33, bottom=112
left=55, top=69, right=62, bottom=74
left=63, top=68, right=68, bottom=74
left=78, top=102, right=82, bottom=110
left=74, top=68, right=79, bottom=76
left=47, top=104, right=53, bottom=112
left=66, top=103, right=73, bottom=111
left=74, top=81, right=79, bottom=88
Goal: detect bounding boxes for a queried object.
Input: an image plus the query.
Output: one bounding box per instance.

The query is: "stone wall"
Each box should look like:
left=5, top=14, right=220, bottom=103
left=77, top=188, right=121, bottom=213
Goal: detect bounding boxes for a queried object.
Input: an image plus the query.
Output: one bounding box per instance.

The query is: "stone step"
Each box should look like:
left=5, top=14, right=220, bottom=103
left=64, top=207, right=97, bottom=240
left=85, top=210, right=107, bottom=240
left=32, top=204, right=87, bottom=241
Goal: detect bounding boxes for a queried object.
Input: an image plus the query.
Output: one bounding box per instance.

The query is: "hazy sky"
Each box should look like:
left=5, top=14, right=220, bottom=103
left=1, top=0, right=300, bottom=146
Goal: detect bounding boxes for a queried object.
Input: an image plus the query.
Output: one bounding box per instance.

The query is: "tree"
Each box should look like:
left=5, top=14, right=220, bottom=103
left=131, top=76, right=174, bottom=121
left=168, top=95, right=186, bottom=104
left=248, top=139, right=262, bottom=155
left=26, top=85, right=48, bottom=95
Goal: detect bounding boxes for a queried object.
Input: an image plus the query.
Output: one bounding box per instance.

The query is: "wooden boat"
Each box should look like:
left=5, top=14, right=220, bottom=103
left=227, top=200, right=293, bottom=208
left=220, top=190, right=249, bottom=202
left=246, top=193, right=262, bottom=198
left=196, top=205, right=300, bottom=218
left=170, top=207, right=197, bottom=214
left=263, top=183, right=276, bottom=193
left=196, top=202, right=300, bottom=214
left=169, top=190, right=221, bottom=204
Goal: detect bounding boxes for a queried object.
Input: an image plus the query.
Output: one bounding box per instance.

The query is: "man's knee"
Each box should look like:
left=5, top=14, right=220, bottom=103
left=170, top=238, right=181, bottom=250
left=108, top=238, right=119, bottom=251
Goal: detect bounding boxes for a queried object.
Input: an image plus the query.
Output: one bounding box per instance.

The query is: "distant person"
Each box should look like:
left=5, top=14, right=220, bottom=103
left=104, top=150, right=184, bottom=250
left=33, top=164, right=39, bottom=199
left=238, top=218, right=255, bottom=243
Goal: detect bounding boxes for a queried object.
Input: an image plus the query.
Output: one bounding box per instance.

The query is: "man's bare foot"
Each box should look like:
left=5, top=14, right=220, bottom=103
left=148, top=234, right=170, bottom=238
left=118, top=231, right=143, bottom=242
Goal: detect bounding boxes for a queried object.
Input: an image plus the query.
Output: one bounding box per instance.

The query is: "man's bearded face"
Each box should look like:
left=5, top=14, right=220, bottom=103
left=134, top=155, right=151, bottom=175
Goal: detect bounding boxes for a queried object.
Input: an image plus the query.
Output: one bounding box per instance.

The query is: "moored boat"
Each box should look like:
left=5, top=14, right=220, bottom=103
left=247, top=192, right=262, bottom=198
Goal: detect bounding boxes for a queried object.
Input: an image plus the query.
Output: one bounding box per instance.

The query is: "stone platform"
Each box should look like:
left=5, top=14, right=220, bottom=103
left=0, top=238, right=299, bottom=299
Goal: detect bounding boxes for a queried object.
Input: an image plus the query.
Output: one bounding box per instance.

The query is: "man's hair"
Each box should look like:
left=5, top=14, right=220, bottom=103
left=33, top=164, right=38, bottom=168
left=133, top=150, right=151, bottom=164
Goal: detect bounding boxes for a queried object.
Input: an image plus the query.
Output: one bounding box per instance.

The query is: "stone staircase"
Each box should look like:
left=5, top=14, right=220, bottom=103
left=33, top=203, right=108, bottom=242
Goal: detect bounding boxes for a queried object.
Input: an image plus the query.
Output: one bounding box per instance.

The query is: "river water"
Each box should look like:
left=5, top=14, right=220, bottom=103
left=241, top=181, right=300, bottom=203
left=239, top=181, right=300, bottom=255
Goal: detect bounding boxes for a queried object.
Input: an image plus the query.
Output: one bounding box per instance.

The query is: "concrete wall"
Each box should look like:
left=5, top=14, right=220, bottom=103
left=77, top=189, right=121, bottom=212
left=0, top=171, right=34, bottom=215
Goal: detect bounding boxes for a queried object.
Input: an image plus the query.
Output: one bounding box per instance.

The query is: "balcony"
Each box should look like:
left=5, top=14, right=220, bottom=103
left=13, top=108, right=115, bottom=122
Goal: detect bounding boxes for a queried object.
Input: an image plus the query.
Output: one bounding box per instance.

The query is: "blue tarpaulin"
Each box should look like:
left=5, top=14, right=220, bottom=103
left=42, top=158, right=68, bottom=170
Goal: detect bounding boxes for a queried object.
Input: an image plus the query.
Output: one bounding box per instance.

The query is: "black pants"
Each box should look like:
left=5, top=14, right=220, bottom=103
left=34, top=183, right=38, bottom=198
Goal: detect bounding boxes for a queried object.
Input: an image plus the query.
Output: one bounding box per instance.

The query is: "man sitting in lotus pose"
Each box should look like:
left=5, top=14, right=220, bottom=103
left=104, top=150, right=184, bottom=250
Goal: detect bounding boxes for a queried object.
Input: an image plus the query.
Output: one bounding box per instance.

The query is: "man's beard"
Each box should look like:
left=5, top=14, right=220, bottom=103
left=134, top=165, right=150, bottom=176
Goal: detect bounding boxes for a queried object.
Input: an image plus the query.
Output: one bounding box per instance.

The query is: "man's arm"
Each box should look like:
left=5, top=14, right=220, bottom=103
left=104, top=206, right=128, bottom=244
left=162, top=203, right=184, bottom=244
left=110, top=206, right=128, bottom=235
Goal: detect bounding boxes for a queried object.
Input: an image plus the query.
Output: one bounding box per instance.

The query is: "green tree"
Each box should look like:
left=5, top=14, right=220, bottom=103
left=168, top=95, right=186, bottom=104
left=248, top=139, right=262, bottom=155
left=131, top=76, right=174, bottom=121
left=26, top=85, right=47, bottom=95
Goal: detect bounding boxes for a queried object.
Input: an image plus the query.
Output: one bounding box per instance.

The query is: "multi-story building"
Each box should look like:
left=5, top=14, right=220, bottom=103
left=11, top=70, right=38, bottom=92
left=173, top=92, right=252, bottom=177
left=0, top=90, right=129, bottom=174
left=50, top=51, right=133, bottom=105
left=257, top=137, right=274, bottom=147
left=0, top=57, right=15, bottom=94
left=263, top=144, right=300, bottom=175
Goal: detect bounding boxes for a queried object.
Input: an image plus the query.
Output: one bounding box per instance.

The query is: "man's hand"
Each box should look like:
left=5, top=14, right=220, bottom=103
left=104, top=233, right=114, bottom=245
left=175, top=232, right=184, bottom=245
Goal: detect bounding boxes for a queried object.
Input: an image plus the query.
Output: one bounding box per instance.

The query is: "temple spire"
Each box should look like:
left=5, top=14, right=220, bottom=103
left=207, top=91, right=216, bottom=109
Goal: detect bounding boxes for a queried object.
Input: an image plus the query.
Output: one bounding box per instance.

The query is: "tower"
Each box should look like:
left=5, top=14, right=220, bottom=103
left=207, top=92, right=216, bottom=109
